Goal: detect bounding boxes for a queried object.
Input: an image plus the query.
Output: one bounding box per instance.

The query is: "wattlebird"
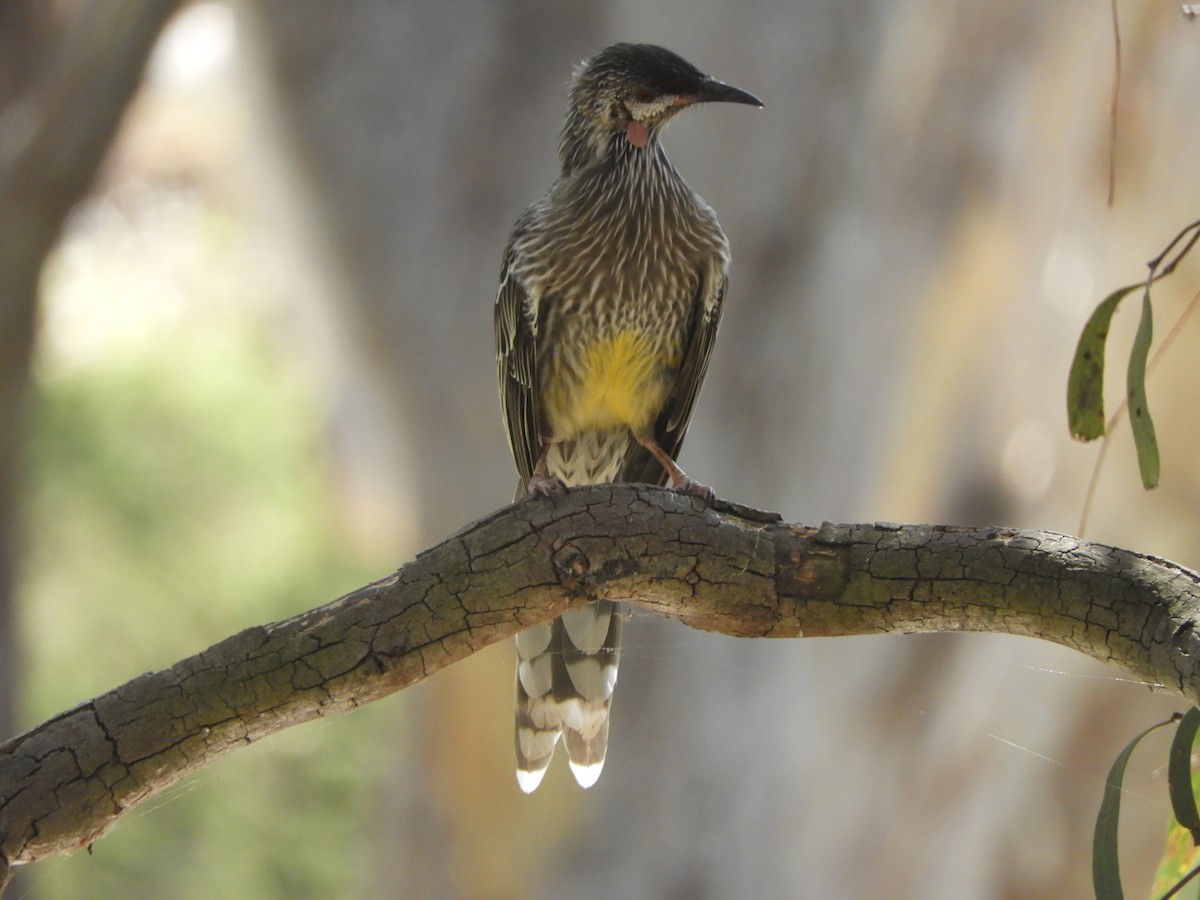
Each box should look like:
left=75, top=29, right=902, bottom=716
left=495, top=42, right=761, bottom=792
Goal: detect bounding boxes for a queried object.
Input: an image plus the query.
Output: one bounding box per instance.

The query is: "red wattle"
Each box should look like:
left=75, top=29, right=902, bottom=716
left=625, top=121, right=649, bottom=148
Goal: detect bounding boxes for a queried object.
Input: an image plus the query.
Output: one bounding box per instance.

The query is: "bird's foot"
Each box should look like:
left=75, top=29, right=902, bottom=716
left=670, top=476, right=715, bottom=503
left=528, top=473, right=568, bottom=496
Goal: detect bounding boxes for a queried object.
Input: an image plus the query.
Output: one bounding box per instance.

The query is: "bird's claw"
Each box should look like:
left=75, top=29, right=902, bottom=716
left=528, top=473, right=568, bottom=496
left=672, top=477, right=715, bottom=503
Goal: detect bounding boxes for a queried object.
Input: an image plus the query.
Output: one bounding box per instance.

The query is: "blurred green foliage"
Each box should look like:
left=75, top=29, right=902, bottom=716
left=18, top=317, right=396, bottom=898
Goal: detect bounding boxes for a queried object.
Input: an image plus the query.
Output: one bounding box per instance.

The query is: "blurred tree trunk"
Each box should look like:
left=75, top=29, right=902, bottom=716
left=0, top=0, right=182, bottom=739
left=0, top=0, right=52, bottom=758
left=0, top=2, right=182, bottom=895
left=244, top=0, right=607, bottom=537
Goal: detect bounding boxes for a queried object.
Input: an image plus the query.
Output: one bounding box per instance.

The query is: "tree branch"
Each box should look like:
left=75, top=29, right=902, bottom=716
left=2, top=484, right=1198, bottom=878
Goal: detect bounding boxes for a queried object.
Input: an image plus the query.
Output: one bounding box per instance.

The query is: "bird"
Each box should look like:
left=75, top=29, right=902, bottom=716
left=494, top=42, right=761, bottom=793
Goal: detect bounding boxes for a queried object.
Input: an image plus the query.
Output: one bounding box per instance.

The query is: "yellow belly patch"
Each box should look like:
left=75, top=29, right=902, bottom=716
left=547, top=331, right=674, bottom=437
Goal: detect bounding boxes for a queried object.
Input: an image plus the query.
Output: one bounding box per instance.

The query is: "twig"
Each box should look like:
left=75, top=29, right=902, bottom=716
left=1107, top=0, right=1121, bottom=206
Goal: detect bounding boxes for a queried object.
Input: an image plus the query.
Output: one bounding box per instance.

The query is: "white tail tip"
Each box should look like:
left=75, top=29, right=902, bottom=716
left=568, top=759, right=605, bottom=789
left=516, top=767, right=549, bottom=794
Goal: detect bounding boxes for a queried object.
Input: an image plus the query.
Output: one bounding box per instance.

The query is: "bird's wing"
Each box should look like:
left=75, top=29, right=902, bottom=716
left=495, top=232, right=542, bottom=488
left=619, top=265, right=727, bottom=485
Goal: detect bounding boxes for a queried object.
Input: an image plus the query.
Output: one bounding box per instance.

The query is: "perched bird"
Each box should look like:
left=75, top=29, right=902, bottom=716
left=495, top=42, right=761, bottom=793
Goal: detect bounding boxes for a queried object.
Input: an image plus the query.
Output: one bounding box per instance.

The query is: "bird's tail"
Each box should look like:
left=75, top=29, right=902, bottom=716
left=514, top=601, right=622, bottom=792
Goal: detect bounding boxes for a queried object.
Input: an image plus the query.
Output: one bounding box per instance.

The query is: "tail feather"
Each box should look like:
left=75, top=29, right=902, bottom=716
left=565, top=715, right=610, bottom=788
left=514, top=601, right=622, bottom=791
left=515, top=676, right=558, bottom=792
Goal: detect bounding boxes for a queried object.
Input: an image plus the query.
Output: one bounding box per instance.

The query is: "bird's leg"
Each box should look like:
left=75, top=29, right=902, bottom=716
left=527, top=439, right=568, bottom=496
left=635, top=434, right=715, bottom=501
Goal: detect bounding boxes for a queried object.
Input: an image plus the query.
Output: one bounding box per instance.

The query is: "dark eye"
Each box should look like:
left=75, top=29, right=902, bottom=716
left=631, top=87, right=656, bottom=103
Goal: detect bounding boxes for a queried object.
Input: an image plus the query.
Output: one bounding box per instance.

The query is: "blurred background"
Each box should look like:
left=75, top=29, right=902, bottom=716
left=4, top=0, right=1200, bottom=897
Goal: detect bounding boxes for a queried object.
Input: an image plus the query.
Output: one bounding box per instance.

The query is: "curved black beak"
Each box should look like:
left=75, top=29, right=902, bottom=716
left=695, top=77, right=764, bottom=108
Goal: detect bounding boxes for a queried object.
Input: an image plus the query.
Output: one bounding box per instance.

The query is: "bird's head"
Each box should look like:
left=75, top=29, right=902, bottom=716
left=560, top=43, right=762, bottom=172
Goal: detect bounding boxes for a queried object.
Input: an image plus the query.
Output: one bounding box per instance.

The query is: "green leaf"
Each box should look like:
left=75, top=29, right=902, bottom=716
left=1153, top=823, right=1200, bottom=899
left=1170, top=709, right=1200, bottom=845
left=1068, top=283, right=1141, bottom=441
left=1159, top=710, right=1200, bottom=898
left=1127, top=289, right=1160, bottom=489
left=1095, top=716, right=1179, bottom=900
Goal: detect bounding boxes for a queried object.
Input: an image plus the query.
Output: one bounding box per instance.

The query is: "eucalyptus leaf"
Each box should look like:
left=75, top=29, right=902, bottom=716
left=1127, top=289, right=1160, bottom=489
left=1068, top=283, right=1141, bottom=441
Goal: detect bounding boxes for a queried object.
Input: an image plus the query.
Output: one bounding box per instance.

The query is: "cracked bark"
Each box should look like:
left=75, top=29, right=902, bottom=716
left=2, top=483, right=1199, bottom=887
